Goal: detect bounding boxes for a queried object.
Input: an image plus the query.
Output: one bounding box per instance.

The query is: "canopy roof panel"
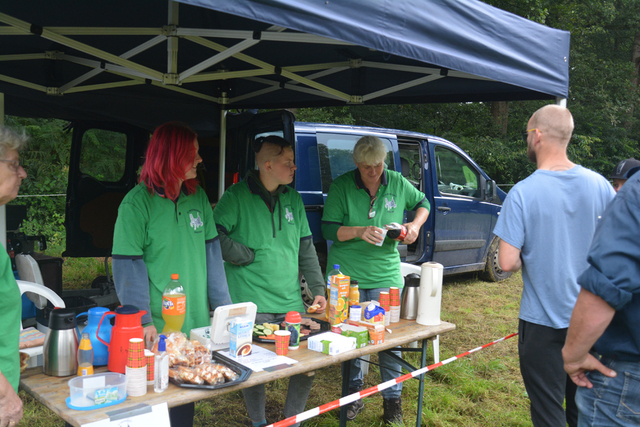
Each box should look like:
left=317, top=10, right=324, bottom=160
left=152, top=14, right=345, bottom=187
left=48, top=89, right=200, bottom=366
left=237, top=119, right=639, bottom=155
left=0, top=0, right=569, bottom=133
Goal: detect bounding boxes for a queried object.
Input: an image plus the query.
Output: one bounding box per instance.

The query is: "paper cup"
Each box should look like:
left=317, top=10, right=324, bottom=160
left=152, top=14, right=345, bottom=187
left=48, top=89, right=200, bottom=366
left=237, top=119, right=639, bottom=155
left=274, top=330, right=291, bottom=356
left=390, top=287, right=400, bottom=306
left=145, top=349, right=155, bottom=385
left=375, top=228, right=388, bottom=246
left=127, top=338, right=146, bottom=369
left=379, top=292, right=390, bottom=311
left=126, top=365, right=148, bottom=396
left=390, top=305, right=401, bottom=323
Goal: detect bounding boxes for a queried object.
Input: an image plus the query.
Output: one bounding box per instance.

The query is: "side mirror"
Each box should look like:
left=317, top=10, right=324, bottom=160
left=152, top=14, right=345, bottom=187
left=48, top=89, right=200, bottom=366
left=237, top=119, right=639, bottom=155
left=481, top=178, right=497, bottom=202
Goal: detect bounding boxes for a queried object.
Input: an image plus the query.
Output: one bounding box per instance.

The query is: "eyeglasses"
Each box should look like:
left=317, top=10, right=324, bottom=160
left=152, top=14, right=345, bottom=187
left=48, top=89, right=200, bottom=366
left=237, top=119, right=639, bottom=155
left=522, top=128, right=540, bottom=142
left=0, top=159, right=25, bottom=173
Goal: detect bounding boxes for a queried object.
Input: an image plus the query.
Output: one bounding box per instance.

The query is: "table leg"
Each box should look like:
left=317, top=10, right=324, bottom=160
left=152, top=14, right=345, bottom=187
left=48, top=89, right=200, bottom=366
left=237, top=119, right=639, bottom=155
left=340, top=360, right=350, bottom=427
left=416, top=338, right=428, bottom=427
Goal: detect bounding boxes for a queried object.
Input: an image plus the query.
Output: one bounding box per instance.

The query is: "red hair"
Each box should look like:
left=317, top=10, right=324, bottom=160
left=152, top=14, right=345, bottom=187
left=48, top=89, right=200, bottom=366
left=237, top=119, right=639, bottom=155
left=140, top=122, right=198, bottom=200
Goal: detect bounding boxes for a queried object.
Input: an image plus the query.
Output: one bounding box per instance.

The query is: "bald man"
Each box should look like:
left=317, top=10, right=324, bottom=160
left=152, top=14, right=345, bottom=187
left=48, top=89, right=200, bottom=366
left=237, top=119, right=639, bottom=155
left=214, top=135, right=325, bottom=427
left=493, top=105, right=615, bottom=427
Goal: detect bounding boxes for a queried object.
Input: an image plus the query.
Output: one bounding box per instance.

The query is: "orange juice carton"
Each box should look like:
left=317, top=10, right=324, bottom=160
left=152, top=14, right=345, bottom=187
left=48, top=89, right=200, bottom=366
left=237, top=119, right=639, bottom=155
left=362, top=302, right=385, bottom=326
left=229, top=316, right=253, bottom=357
left=329, top=274, right=350, bottom=326
left=339, top=324, right=369, bottom=349
left=368, top=324, right=385, bottom=345
left=308, top=332, right=357, bottom=355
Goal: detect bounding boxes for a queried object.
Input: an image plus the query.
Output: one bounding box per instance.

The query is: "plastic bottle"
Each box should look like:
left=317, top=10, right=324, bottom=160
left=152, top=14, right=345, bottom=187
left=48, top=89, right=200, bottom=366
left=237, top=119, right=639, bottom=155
left=154, top=335, right=169, bottom=393
left=77, top=333, right=94, bottom=376
left=162, top=274, right=186, bottom=333
left=349, top=280, right=360, bottom=307
left=326, top=264, right=342, bottom=320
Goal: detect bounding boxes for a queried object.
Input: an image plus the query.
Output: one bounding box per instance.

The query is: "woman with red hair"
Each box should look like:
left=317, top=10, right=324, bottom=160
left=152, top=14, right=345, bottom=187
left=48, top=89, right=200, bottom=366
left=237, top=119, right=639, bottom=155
left=112, top=122, right=231, bottom=424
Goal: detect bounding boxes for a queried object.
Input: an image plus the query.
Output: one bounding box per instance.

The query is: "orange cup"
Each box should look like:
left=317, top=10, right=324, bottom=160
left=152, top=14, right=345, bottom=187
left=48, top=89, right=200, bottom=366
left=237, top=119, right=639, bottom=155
left=389, top=287, right=400, bottom=306
left=379, top=291, right=391, bottom=311
left=274, top=330, right=291, bottom=356
left=127, top=338, right=146, bottom=369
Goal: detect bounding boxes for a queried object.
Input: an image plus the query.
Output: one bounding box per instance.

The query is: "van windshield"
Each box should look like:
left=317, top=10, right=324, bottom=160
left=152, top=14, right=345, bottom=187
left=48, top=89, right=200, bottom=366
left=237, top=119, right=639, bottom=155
left=317, top=133, right=394, bottom=193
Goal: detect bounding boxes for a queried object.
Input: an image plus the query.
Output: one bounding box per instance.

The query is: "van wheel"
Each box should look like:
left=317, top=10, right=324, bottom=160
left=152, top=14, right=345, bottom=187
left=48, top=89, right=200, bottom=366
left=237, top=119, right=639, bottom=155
left=482, top=237, right=512, bottom=282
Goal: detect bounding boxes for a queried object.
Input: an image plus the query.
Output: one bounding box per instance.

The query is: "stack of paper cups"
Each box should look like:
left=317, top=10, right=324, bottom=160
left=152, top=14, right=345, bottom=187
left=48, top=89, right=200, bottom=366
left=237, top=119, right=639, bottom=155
left=126, top=338, right=147, bottom=396
left=379, top=291, right=391, bottom=326
left=145, top=349, right=155, bottom=386
left=389, top=287, right=400, bottom=323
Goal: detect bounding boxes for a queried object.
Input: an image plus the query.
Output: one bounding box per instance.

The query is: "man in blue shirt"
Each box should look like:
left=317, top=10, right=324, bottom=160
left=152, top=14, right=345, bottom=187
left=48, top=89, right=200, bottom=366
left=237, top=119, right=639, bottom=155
left=494, top=105, right=614, bottom=427
left=563, top=171, right=640, bottom=426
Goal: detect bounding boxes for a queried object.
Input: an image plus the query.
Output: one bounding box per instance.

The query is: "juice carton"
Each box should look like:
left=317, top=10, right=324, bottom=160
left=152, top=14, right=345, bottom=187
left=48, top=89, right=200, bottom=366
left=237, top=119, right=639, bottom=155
left=308, top=332, right=357, bottom=355
left=329, top=274, right=350, bottom=326
left=368, top=324, right=385, bottom=345
left=340, top=324, right=369, bottom=349
left=229, top=316, right=253, bottom=357
left=362, top=302, right=385, bottom=326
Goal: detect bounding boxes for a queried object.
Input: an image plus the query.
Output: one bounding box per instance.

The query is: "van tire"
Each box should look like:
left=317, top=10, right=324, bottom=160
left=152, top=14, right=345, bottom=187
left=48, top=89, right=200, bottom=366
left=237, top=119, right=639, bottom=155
left=482, top=237, right=512, bottom=282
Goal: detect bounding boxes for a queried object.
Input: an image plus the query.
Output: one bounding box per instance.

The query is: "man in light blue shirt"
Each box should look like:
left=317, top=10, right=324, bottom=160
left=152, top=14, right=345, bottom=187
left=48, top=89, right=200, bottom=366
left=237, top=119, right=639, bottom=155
left=493, top=104, right=614, bottom=427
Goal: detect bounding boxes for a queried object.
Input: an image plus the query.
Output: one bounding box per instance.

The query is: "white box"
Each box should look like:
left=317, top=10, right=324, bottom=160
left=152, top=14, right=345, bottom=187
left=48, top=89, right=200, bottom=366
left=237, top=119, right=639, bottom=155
left=308, top=332, right=357, bottom=355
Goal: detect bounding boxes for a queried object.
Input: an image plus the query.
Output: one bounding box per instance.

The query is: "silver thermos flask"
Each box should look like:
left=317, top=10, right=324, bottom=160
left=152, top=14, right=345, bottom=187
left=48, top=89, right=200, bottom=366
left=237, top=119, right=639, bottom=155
left=400, top=273, right=421, bottom=320
left=43, top=308, right=79, bottom=376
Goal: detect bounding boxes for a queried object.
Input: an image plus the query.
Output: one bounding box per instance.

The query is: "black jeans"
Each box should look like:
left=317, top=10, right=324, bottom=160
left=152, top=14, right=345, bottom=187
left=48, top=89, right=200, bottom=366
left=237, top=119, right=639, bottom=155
left=519, top=319, right=578, bottom=427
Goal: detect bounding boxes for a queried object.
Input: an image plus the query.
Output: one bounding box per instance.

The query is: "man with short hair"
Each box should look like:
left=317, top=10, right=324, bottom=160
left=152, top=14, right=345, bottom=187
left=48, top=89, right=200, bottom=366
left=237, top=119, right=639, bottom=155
left=563, top=171, right=640, bottom=427
left=214, top=135, right=326, bottom=427
left=493, top=104, right=615, bottom=426
left=610, top=158, right=640, bottom=192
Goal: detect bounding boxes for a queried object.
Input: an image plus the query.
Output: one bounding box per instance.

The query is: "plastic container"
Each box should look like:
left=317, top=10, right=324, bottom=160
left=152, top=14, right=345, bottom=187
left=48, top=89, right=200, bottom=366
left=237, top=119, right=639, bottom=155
left=162, top=274, right=186, bottom=333
left=68, top=373, right=127, bottom=408
left=326, top=264, right=341, bottom=320
left=154, top=335, right=169, bottom=393
left=77, top=333, right=94, bottom=376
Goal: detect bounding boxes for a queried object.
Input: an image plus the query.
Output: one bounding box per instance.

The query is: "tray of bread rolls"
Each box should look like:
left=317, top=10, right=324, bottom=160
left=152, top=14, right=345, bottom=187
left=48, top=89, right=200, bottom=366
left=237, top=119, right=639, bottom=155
left=154, top=332, right=251, bottom=390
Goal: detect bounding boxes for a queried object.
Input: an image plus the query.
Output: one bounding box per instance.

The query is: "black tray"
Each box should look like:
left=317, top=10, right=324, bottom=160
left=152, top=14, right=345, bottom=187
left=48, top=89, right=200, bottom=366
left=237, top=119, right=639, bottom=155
left=169, top=351, right=252, bottom=390
left=253, top=316, right=331, bottom=343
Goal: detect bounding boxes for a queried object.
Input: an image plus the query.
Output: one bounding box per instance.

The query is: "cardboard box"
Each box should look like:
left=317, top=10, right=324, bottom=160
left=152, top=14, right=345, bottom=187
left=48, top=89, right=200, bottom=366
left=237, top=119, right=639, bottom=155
left=229, top=317, right=253, bottom=357
left=308, top=332, right=357, bottom=355
left=340, top=324, right=369, bottom=349
left=329, top=274, right=350, bottom=326
left=368, top=325, right=385, bottom=345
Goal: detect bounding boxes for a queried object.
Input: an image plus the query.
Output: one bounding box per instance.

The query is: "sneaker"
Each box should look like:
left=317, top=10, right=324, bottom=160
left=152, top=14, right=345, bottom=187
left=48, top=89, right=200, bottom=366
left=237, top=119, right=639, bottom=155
left=382, top=398, right=403, bottom=425
left=346, top=398, right=365, bottom=420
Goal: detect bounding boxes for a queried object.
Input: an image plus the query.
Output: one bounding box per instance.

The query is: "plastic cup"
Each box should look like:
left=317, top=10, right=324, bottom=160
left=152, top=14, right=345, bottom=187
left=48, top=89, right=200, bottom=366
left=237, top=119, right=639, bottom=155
left=274, top=330, right=291, bottom=356
left=375, top=228, right=388, bottom=246
left=127, top=338, right=146, bottom=369
left=284, top=311, right=302, bottom=350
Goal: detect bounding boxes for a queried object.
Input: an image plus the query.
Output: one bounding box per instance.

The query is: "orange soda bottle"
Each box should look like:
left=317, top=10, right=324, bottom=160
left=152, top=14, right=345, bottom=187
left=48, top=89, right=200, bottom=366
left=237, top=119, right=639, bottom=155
left=77, top=333, right=94, bottom=376
left=162, top=274, right=186, bottom=333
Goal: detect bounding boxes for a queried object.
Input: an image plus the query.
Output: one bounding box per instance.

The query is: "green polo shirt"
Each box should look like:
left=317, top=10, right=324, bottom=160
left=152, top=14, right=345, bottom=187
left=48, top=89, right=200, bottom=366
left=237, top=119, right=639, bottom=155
left=112, top=183, right=217, bottom=333
left=0, top=250, right=20, bottom=392
left=214, top=177, right=311, bottom=314
left=322, top=169, right=430, bottom=289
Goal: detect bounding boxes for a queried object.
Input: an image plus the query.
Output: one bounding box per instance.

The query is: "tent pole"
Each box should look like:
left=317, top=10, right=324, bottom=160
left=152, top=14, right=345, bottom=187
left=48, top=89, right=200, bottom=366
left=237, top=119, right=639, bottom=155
left=556, top=97, right=567, bottom=107
left=0, top=92, right=6, bottom=249
left=218, top=93, right=228, bottom=201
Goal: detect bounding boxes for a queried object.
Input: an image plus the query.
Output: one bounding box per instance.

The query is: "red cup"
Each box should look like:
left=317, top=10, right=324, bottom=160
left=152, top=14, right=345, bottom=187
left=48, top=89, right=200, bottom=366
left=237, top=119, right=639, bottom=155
left=127, top=338, right=146, bottom=369
left=390, top=287, right=400, bottom=306
left=145, top=349, right=155, bottom=384
left=274, top=330, right=291, bottom=356
left=379, top=291, right=391, bottom=311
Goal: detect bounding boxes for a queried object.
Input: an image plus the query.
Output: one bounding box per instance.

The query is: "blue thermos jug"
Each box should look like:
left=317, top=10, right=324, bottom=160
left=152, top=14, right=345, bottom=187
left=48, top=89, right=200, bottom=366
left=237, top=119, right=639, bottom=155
left=76, top=307, right=114, bottom=366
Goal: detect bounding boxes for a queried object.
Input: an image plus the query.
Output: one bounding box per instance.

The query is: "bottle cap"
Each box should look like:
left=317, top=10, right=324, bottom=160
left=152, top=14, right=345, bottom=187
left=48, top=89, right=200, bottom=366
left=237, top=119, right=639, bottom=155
left=351, top=280, right=359, bottom=286
left=285, top=311, right=301, bottom=323
left=333, top=264, right=340, bottom=269
left=158, top=335, right=167, bottom=352
left=171, top=273, right=179, bottom=280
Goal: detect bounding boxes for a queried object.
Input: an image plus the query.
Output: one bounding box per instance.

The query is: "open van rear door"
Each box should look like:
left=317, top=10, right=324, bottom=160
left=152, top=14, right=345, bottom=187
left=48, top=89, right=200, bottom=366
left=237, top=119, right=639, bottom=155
left=63, top=122, right=148, bottom=258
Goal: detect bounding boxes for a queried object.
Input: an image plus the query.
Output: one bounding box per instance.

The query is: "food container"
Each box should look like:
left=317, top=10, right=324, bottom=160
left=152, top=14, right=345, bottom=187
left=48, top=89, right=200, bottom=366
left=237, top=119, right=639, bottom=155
left=68, top=373, right=127, bottom=408
left=308, top=332, right=357, bottom=355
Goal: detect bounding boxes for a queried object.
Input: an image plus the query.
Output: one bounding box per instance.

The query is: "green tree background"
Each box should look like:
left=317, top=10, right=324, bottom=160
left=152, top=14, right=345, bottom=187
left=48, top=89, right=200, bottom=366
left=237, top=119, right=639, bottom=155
left=4, top=0, right=640, bottom=250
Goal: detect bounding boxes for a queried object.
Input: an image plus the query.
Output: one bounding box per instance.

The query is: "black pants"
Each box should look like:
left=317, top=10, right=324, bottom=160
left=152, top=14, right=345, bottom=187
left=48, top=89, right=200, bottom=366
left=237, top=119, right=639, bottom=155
left=170, top=402, right=195, bottom=427
left=518, top=319, right=577, bottom=427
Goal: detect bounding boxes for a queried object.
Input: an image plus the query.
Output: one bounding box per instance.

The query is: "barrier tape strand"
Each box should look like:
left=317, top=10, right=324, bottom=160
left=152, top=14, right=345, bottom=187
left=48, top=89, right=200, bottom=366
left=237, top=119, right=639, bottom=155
left=266, top=332, right=518, bottom=427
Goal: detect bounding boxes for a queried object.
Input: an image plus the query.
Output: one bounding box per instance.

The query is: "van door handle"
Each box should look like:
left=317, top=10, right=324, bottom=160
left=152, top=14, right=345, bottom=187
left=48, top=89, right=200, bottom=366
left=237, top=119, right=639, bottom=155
left=437, top=206, right=451, bottom=212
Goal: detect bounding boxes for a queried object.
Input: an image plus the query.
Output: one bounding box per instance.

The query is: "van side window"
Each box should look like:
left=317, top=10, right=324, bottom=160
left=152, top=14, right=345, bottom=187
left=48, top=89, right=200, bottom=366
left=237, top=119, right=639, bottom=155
left=317, top=133, right=394, bottom=193
left=434, top=146, right=481, bottom=198
left=79, top=129, right=127, bottom=182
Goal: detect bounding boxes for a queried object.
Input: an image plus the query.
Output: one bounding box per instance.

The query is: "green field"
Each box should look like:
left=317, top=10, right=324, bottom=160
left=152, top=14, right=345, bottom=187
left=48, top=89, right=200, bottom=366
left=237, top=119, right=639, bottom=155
left=22, top=259, right=530, bottom=427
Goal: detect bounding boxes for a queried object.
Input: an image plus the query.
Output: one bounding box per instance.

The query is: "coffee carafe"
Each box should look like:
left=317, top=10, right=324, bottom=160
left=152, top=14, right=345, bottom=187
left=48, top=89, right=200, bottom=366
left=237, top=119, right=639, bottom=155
left=43, top=308, right=80, bottom=376
left=77, top=307, right=114, bottom=366
left=400, top=273, right=421, bottom=320
left=97, top=305, right=146, bottom=374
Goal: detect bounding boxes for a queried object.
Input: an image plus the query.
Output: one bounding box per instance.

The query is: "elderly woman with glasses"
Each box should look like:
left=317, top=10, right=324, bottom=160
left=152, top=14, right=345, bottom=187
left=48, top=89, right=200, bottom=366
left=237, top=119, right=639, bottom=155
left=0, top=126, right=28, bottom=427
left=321, top=135, right=430, bottom=425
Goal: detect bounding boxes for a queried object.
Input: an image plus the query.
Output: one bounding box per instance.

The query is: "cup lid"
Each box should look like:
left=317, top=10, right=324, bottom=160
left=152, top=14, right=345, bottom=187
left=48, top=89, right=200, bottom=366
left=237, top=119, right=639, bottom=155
left=285, top=311, right=301, bottom=323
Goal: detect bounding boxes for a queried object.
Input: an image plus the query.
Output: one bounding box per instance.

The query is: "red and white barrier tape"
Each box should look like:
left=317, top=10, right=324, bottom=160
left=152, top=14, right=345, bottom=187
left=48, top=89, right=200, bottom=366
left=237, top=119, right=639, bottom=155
left=266, top=332, right=518, bottom=427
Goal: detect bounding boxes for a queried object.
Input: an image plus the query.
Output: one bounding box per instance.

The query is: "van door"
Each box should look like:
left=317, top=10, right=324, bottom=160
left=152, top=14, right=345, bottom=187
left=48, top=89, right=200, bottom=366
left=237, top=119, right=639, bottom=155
left=64, top=122, right=148, bottom=258
left=429, top=142, right=494, bottom=273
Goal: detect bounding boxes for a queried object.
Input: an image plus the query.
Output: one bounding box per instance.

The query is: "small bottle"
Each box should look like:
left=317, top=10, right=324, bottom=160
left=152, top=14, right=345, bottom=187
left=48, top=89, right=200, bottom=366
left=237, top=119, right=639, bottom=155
left=326, top=264, right=341, bottom=320
left=77, top=333, right=94, bottom=376
left=349, top=280, right=360, bottom=307
left=385, top=223, right=407, bottom=241
left=162, top=274, right=186, bottom=333
left=154, top=335, right=169, bottom=393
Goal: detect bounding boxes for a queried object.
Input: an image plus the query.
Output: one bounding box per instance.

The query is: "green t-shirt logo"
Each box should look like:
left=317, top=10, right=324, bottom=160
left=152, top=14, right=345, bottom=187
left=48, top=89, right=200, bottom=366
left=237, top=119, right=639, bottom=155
left=285, top=206, right=294, bottom=223
left=384, top=195, right=397, bottom=212
left=188, top=210, right=204, bottom=232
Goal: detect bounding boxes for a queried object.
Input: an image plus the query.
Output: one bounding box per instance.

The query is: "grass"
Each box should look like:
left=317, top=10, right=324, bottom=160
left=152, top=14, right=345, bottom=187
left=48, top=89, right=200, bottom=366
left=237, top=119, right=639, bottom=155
left=21, top=264, right=531, bottom=426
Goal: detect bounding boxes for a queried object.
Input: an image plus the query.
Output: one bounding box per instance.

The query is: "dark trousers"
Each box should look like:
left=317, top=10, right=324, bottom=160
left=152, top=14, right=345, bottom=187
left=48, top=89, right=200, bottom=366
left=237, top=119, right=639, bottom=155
left=170, top=402, right=195, bottom=427
left=519, top=319, right=578, bottom=427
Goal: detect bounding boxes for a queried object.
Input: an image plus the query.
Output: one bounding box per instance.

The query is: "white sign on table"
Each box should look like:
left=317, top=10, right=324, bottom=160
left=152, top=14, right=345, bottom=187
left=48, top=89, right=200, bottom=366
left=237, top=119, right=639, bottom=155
left=220, top=345, right=298, bottom=372
left=81, top=402, right=170, bottom=427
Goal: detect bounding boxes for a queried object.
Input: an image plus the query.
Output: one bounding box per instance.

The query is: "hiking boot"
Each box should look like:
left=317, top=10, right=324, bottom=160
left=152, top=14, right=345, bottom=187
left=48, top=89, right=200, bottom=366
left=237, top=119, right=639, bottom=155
left=346, top=398, right=365, bottom=420
left=382, top=397, right=403, bottom=425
